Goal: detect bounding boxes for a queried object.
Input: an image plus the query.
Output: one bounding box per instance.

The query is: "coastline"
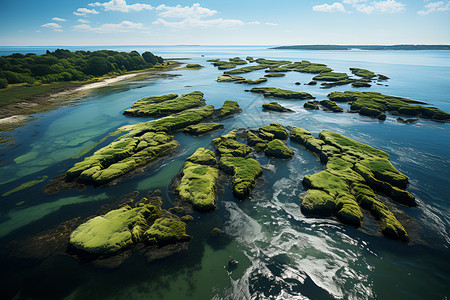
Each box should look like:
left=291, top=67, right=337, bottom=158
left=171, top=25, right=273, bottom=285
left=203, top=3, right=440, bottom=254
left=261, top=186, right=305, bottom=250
left=0, top=63, right=180, bottom=132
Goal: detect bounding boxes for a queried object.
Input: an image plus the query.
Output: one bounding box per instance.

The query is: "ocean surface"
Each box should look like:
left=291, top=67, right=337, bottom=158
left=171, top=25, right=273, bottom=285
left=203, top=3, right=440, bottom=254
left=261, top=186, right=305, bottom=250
left=0, top=46, right=449, bottom=300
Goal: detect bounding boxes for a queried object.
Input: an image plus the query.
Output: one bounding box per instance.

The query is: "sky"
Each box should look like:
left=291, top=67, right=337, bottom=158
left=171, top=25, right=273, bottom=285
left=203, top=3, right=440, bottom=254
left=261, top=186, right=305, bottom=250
left=0, top=0, right=449, bottom=46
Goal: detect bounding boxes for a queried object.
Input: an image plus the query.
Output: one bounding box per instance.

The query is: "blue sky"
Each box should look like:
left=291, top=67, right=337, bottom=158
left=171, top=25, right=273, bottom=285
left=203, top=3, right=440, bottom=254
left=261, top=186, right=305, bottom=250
left=1, top=0, right=449, bottom=46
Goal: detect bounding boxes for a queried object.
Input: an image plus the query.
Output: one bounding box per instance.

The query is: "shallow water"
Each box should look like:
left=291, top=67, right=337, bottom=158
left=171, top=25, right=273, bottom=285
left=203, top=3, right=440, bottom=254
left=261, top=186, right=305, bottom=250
left=0, top=46, right=449, bottom=300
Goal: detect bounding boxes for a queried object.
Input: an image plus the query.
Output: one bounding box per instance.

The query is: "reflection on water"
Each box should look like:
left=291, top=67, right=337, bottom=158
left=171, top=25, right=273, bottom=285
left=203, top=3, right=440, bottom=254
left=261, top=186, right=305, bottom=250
left=0, top=47, right=449, bottom=300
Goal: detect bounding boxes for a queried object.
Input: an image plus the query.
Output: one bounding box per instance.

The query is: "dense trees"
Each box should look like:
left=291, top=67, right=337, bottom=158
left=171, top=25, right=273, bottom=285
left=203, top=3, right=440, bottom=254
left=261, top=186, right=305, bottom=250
left=0, top=49, right=163, bottom=88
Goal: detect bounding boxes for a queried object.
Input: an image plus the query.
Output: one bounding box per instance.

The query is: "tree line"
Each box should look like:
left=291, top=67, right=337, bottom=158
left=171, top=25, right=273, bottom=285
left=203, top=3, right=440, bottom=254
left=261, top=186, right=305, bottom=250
left=0, top=49, right=164, bottom=88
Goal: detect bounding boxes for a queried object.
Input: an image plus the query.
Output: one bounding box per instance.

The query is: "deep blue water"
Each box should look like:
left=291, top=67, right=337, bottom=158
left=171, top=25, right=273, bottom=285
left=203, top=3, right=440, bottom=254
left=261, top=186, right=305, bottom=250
left=0, top=46, right=449, bottom=300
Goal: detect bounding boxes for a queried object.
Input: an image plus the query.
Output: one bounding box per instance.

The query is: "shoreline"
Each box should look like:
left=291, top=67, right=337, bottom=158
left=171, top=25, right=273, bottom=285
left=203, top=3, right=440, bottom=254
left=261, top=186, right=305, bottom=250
left=0, top=64, right=180, bottom=132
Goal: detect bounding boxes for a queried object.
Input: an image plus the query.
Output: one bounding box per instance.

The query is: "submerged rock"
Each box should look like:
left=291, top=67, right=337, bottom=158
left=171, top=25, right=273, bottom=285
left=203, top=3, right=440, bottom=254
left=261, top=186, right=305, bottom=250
left=292, top=128, right=415, bottom=242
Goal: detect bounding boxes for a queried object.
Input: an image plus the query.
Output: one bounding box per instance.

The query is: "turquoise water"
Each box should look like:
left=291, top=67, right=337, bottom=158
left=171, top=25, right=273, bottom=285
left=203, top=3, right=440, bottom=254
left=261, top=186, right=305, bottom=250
left=0, top=46, right=449, bottom=299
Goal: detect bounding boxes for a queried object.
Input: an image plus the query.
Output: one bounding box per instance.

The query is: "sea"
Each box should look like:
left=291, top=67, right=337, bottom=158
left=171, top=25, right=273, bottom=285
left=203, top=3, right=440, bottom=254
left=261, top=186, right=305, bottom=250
left=0, top=46, right=449, bottom=300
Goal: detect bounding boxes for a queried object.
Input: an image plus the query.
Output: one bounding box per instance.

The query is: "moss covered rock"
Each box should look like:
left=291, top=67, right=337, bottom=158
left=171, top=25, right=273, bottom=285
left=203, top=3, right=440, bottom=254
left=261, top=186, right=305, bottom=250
left=313, top=72, right=349, bottom=81
left=265, top=73, right=286, bottom=77
left=67, top=132, right=179, bottom=185
left=265, top=139, right=294, bottom=159
left=250, top=87, right=314, bottom=100
left=350, top=68, right=375, bottom=78
left=327, top=91, right=449, bottom=122
left=177, top=161, right=219, bottom=212
left=319, top=100, right=344, bottom=112
left=217, top=75, right=245, bottom=82
left=218, top=100, right=242, bottom=117
left=69, top=196, right=191, bottom=255
left=235, top=78, right=267, bottom=85
left=304, top=101, right=319, bottom=110
left=144, top=217, right=192, bottom=245
left=262, top=102, right=293, bottom=112
left=124, top=91, right=205, bottom=117
left=219, top=156, right=262, bottom=199
left=186, top=147, right=217, bottom=166
left=259, top=123, right=288, bottom=140
left=296, top=128, right=414, bottom=241
left=184, top=123, right=223, bottom=135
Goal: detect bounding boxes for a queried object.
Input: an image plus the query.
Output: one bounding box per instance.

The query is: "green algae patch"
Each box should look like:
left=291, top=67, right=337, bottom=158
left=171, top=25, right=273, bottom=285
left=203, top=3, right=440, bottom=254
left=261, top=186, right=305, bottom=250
left=293, top=127, right=414, bottom=241
left=327, top=91, right=449, bottom=122
left=262, top=102, right=293, bottom=112
left=265, top=139, right=294, bottom=159
left=2, top=176, right=48, bottom=197
left=69, top=196, right=192, bottom=255
left=70, top=205, right=150, bottom=254
left=184, top=123, right=223, bottom=136
left=123, top=91, right=205, bottom=117
left=350, top=68, right=375, bottom=78
left=219, top=156, right=262, bottom=199
left=250, top=87, right=315, bottom=100
left=218, top=100, right=242, bottom=117
left=313, top=72, right=349, bottom=81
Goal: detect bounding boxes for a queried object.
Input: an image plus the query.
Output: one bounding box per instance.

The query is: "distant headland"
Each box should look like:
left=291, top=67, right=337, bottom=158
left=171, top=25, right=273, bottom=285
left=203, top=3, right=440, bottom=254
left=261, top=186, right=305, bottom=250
left=271, top=45, right=450, bottom=51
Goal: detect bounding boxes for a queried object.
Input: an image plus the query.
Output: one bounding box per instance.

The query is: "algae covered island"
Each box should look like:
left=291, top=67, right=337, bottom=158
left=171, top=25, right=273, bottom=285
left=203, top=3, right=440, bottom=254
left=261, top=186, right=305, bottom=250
left=1, top=2, right=450, bottom=299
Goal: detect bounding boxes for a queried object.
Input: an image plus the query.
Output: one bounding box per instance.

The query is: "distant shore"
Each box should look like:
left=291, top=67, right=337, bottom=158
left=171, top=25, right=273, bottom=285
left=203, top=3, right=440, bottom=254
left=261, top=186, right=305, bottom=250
left=0, top=63, right=181, bottom=132
left=271, top=45, right=450, bottom=51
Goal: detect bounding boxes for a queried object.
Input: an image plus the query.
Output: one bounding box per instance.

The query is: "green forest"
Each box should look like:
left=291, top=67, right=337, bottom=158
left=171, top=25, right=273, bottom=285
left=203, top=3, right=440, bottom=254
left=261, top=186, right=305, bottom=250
left=0, top=49, right=164, bottom=88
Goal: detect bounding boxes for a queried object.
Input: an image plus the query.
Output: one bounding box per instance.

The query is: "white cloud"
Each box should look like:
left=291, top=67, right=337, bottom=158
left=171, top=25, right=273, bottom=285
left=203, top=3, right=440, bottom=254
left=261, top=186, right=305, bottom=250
left=418, top=1, right=450, bottom=15
left=372, top=0, right=405, bottom=13
left=52, top=17, right=66, bottom=22
left=343, top=0, right=405, bottom=14
left=73, top=8, right=99, bottom=16
left=313, top=2, right=347, bottom=12
left=265, top=22, right=279, bottom=26
left=343, top=0, right=367, bottom=4
left=41, top=23, right=63, bottom=31
left=153, top=17, right=244, bottom=29
left=78, top=19, right=90, bottom=23
left=73, top=20, right=144, bottom=32
left=156, top=3, right=217, bottom=18
left=248, top=21, right=261, bottom=25
left=89, top=0, right=153, bottom=13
